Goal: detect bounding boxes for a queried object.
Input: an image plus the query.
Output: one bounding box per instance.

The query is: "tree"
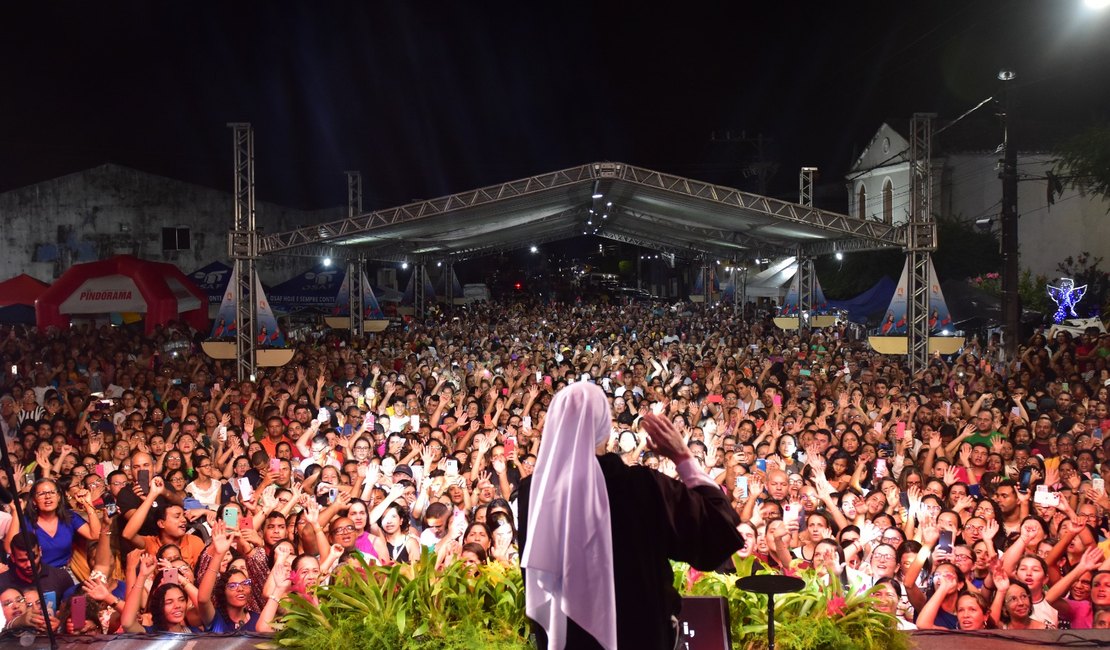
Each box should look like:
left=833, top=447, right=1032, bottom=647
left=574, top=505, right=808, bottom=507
left=815, top=215, right=1003, bottom=299
left=1055, top=124, right=1110, bottom=208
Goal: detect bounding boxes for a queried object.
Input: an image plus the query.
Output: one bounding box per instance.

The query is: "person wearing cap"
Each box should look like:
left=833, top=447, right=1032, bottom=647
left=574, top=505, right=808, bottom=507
left=519, top=382, right=743, bottom=650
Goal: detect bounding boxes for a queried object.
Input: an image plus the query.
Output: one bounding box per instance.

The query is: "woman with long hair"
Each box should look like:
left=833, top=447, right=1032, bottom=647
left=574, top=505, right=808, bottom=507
left=120, top=553, right=202, bottom=633
left=5, top=478, right=100, bottom=569
left=198, top=522, right=260, bottom=633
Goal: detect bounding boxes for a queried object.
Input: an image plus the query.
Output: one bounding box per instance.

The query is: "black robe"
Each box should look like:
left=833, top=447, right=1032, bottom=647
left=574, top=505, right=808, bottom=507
left=519, top=453, right=743, bottom=650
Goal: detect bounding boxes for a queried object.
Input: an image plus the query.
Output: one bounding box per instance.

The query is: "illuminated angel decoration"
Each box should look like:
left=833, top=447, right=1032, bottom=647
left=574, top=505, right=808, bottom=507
left=1047, top=277, right=1086, bottom=324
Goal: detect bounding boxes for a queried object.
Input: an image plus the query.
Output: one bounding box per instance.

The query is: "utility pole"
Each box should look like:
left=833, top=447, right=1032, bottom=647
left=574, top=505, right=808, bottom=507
left=998, top=70, right=1020, bottom=360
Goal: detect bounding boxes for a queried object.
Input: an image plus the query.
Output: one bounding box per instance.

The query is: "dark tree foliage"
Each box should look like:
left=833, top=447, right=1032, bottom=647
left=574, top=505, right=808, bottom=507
left=815, top=216, right=1003, bottom=299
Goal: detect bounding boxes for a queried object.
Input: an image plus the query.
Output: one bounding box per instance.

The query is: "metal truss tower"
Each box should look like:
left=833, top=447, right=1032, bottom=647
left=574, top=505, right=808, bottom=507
left=795, top=167, right=818, bottom=331
left=907, top=114, right=937, bottom=374
left=346, top=171, right=364, bottom=338
left=444, top=261, right=456, bottom=308
left=228, top=123, right=258, bottom=381
left=413, top=263, right=426, bottom=319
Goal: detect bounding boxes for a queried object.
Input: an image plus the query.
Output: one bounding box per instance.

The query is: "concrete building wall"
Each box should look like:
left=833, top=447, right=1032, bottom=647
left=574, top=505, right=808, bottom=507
left=849, top=123, right=1110, bottom=279
left=938, top=153, right=1109, bottom=277
left=0, top=164, right=344, bottom=285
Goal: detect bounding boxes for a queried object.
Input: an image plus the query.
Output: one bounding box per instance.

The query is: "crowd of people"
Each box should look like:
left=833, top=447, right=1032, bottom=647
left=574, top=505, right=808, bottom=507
left=0, top=297, right=1108, bottom=637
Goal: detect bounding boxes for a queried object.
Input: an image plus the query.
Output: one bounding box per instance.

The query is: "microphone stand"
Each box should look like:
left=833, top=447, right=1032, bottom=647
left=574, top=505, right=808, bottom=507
left=0, top=438, right=59, bottom=650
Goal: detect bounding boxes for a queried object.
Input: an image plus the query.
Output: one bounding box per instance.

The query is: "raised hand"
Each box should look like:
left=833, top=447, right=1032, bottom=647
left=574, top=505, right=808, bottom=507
left=138, top=552, right=158, bottom=578
left=983, top=519, right=1000, bottom=542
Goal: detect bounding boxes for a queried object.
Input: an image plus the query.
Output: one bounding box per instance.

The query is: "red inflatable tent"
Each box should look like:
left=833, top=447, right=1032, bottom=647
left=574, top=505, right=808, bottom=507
left=35, top=255, right=208, bottom=334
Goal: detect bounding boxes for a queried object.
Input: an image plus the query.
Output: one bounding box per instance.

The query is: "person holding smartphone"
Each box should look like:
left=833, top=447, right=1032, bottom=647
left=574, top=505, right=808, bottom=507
left=519, top=382, right=743, bottom=650
left=121, top=476, right=206, bottom=568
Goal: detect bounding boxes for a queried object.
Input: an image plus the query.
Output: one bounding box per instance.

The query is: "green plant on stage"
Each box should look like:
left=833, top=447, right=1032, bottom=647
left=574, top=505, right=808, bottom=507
left=269, top=552, right=529, bottom=650
left=674, top=556, right=911, bottom=650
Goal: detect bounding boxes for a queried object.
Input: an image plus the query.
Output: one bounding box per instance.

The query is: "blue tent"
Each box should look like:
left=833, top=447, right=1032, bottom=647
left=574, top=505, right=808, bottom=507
left=827, top=276, right=896, bottom=325
left=268, top=264, right=345, bottom=312
left=187, top=261, right=233, bottom=308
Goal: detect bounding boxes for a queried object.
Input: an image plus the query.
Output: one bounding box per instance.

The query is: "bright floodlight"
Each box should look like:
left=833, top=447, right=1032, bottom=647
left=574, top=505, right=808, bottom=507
left=323, top=257, right=332, bottom=267
left=835, top=252, right=844, bottom=261
left=401, top=262, right=409, bottom=270
left=997, top=69, right=1016, bottom=81
left=1084, top=0, right=1110, bottom=9
left=592, top=193, right=604, bottom=199
left=530, top=245, right=538, bottom=253
left=436, top=261, right=442, bottom=267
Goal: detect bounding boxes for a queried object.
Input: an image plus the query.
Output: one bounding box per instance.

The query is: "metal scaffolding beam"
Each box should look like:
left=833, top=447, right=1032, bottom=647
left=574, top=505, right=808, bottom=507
left=799, top=167, right=816, bottom=209
left=345, top=172, right=364, bottom=337
left=797, top=251, right=815, bottom=331
left=413, top=264, right=427, bottom=320
left=227, top=123, right=257, bottom=381
left=795, top=168, right=817, bottom=331
left=907, top=113, right=938, bottom=374
left=444, top=261, right=456, bottom=307
left=258, top=162, right=903, bottom=256
left=609, top=207, right=795, bottom=257
left=802, top=237, right=901, bottom=257
left=259, top=165, right=597, bottom=254
left=616, top=164, right=902, bottom=245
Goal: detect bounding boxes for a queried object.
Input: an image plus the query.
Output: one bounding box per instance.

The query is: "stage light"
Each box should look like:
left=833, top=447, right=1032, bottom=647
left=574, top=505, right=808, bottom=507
left=530, top=245, right=538, bottom=253
left=835, top=252, right=843, bottom=261
left=323, top=257, right=332, bottom=267
left=401, top=262, right=409, bottom=270
left=436, top=261, right=442, bottom=267
left=592, top=193, right=604, bottom=199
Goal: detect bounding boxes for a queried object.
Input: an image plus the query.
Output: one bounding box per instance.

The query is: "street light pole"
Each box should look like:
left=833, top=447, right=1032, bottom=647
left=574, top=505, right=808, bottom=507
left=999, top=69, right=1020, bottom=360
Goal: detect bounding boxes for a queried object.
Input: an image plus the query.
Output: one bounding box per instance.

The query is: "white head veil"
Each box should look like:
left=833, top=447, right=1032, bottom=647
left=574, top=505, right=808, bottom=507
left=522, top=381, right=617, bottom=650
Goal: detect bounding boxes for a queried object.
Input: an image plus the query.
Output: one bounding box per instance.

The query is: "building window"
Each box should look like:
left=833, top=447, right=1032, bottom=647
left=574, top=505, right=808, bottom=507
left=857, top=185, right=866, bottom=220
left=162, top=227, right=191, bottom=251
left=882, top=179, right=893, bottom=224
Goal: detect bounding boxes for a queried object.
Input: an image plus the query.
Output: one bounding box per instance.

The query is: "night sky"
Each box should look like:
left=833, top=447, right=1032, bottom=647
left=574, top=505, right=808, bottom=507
left=2, top=1, right=1109, bottom=213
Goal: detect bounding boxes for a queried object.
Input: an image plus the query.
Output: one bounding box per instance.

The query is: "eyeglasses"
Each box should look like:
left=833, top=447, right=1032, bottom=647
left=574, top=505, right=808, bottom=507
left=331, top=525, right=356, bottom=535
left=227, top=579, right=253, bottom=590
left=1005, top=593, right=1030, bottom=603
left=1, top=596, right=25, bottom=607
left=35, top=490, right=58, bottom=498
left=871, top=552, right=895, bottom=562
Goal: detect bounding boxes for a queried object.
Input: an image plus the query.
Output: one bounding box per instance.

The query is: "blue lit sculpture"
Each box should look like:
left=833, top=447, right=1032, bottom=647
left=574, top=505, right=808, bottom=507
left=1047, top=277, right=1086, bottom=324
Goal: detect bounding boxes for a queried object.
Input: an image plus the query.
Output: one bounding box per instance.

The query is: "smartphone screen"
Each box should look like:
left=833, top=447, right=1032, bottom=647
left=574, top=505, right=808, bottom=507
left=269, top=458, right=281, bottom=473
left=138, top=469, right=151, bottom=494
left=772, top=394, right=782, bottom=408
left=43, top=591, right=57, bottom=617
left=756, top=459, right=767, bottom=473
left=1019, top=467, right=1032, bottom=492
left=735, top=475, right=748, bottom=499
left=895, top=421, right=906, bottom=440
left=444, top=459, right=458, bottom=476
left=504, top=436, right=516, bottom=456
left=409, top=414, right=419, bottom=429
